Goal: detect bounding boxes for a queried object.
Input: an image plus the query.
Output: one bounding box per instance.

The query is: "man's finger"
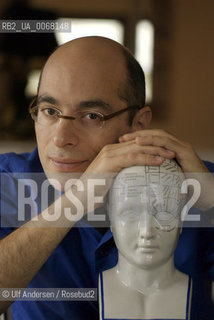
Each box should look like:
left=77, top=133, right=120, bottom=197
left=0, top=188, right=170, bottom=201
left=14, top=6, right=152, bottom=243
left=134, top=135, right=184, bottom=155
left=119, top=129, right=177, bottom=143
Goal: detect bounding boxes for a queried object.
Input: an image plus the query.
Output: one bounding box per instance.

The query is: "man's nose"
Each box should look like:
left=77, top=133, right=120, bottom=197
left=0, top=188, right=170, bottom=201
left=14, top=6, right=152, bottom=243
left=138, top=215, right=156, bottom=240
left=52, top=118, right=79, bottom=148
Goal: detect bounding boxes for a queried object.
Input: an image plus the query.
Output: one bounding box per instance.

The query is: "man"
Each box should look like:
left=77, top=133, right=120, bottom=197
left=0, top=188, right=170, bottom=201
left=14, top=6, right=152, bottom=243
left=0, top=36, right=213, bottom=319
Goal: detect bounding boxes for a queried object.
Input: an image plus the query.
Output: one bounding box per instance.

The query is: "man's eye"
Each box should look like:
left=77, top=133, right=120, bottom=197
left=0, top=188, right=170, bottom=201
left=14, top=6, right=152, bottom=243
left=41, top=108, right=59, bottom=116
left=84, top=113, right=102, bottom=120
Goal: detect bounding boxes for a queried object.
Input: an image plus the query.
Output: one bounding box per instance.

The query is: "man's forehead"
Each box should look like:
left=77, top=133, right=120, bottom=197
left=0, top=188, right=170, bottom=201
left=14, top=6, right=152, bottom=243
left=43, top=36, right=125, bottom=73
left=38, top=37, right=127, bottom=98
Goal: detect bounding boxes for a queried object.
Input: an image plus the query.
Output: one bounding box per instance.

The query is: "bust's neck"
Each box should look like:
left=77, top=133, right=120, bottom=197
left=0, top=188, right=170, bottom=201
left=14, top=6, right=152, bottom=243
left=115, top=254, right=176, bottom=295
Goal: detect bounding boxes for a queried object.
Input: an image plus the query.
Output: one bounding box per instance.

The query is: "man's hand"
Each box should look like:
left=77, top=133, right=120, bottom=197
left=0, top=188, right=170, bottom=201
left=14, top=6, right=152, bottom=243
left=81, top=136, right=176, bottom=211
left=119, top=129, right=214, bottom=211
left=119, top=129, right=206, bottom=173
left=85, top=138, right=174, bottom=174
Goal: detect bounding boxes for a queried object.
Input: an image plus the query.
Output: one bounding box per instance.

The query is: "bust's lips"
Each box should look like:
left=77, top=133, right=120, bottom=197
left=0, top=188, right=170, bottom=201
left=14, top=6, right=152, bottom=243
left=136, top=242, right=158, bottom=252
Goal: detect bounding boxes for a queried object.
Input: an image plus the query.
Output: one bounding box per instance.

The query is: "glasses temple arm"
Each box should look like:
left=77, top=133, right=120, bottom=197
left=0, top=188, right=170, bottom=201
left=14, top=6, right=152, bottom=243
left=103, top=105, right=142, bottom=121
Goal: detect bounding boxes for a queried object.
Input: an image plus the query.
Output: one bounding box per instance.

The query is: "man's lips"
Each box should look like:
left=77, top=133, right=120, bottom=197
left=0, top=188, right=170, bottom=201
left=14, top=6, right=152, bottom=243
left=50, top=157, right=88, bottom=171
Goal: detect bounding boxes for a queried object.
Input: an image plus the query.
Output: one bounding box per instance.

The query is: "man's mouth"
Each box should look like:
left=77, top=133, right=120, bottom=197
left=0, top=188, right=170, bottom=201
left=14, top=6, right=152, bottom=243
left=50, top=157, right=88, bottom=171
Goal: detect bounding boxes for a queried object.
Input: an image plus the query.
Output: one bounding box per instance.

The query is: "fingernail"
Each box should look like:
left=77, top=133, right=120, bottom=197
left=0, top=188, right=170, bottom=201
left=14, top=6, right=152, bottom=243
left=119, top=134, right=127, bottom=140
left=135, top=136, right=143, bottom=142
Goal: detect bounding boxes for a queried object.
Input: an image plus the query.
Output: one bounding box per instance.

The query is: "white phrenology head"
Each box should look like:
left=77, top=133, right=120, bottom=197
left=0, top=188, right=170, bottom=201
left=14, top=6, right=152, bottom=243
left=108, top=159, right=187, bottom=269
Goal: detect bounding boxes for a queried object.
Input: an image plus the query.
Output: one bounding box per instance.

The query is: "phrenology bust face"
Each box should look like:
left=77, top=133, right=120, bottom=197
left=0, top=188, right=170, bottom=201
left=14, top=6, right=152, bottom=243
left=108, top=159, right=187, bottom=269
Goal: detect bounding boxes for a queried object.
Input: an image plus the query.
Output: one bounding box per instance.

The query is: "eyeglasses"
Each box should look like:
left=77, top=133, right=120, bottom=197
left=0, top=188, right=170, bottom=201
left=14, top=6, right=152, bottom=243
left=29, top=98, right=142, bottom=131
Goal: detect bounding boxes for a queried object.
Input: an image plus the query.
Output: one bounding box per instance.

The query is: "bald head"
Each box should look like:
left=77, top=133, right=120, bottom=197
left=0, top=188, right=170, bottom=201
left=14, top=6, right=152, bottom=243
left=51, top=36, right=125, bottom=62
left=40, top=37, right=125, bottom=92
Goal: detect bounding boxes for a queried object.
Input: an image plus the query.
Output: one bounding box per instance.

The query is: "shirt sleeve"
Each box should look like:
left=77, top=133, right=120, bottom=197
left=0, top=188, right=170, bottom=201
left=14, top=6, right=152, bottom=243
left=0, top=171, right=19, bottom=239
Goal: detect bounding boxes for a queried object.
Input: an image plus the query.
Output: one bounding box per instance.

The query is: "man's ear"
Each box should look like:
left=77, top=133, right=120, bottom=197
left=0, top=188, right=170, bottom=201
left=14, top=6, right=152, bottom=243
left=131, top=106, right=152, bottom=131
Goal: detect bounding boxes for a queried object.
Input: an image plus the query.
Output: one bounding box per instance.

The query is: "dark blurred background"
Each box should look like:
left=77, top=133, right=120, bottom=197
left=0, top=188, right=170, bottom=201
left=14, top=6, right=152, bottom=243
left=0, top=0, right=57, bottom=140
left=0, top=0, right=213, bottom=162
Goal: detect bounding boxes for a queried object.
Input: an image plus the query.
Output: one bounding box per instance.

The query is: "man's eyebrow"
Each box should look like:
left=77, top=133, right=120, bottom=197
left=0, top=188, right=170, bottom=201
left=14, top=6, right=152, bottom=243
left=37, top=95, right=59, bottom=106
left=78, top=100, right=114, bottom=112
left=36, top=96, right=114, bottom=112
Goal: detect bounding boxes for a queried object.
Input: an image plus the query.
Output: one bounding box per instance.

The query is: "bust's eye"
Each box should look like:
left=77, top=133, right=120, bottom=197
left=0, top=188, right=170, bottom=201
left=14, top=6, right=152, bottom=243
left=159, top=225, right=174, bottom=232
left=154, top=211, right=177, bottom=231
left=155, top=211, right=172, bottom=222
left=121, top=210, right=139, bottom=222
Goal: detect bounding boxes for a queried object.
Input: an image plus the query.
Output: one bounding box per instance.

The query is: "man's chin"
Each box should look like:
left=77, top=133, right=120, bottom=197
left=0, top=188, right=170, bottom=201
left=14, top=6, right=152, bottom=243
left=45, top=171, right=83, bottom=191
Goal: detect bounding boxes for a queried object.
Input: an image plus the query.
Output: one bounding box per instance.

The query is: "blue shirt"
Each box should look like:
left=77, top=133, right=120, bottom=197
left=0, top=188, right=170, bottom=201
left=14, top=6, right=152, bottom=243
left=0, top=148, right=214, bottom=319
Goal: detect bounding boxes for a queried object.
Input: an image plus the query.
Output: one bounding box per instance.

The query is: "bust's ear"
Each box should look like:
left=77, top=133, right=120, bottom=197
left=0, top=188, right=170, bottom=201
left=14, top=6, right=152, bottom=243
left=131, top=106, right=152, bottom=131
